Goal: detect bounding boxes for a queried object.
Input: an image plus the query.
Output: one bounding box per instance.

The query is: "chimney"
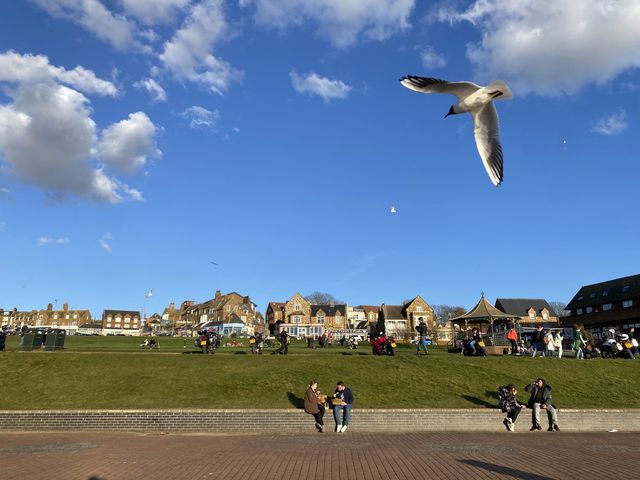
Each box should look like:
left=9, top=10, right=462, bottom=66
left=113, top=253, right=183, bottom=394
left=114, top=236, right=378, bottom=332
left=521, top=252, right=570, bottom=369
left=63, top=303, right=69, bottom=311
left=215, top=290, right=221, bottom=299
left=170, top=302, right=175, bottom=311
left=47, top=303, right=53, bottom=311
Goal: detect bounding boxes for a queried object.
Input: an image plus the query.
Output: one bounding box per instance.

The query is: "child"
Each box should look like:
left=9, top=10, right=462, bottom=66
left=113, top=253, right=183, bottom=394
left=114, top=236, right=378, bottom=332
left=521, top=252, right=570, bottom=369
left=498, top=383, right=525, bottom=432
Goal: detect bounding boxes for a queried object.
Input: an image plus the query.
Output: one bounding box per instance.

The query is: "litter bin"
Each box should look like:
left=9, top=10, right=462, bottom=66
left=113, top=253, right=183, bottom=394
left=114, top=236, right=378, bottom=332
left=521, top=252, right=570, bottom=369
left=19, top=329, right=45, bottom=351
left=43, top=329, right=66, bottom=351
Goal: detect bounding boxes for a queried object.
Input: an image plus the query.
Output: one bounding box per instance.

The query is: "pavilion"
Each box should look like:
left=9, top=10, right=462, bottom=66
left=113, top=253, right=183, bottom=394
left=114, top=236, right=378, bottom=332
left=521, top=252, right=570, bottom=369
left=450, top=294, right=518, bottom=345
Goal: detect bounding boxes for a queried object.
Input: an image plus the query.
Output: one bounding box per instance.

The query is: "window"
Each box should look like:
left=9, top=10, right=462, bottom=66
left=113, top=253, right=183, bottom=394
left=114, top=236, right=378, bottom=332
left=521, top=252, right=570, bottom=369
left=602, top=289, right=609, bottom=296
left=335, top=316, right=342, bottom=325
left=73, top=314, right=78, bottom=319
left=585, top=307, right=593, bottom=314
left=577, top=295, right=584, bottom=301
left=603, top=303, right=612, bottom=311
left=317, top=316, right=325, bottom=324
left=293, top=315, right=301, bottom=324
left=622, top=285, right=630, bottom=293
left=416, top=306, right=423, bottom=312
left=623, top=300, right=633, bottom=308
left=589, top=292, right=596, bottom=299
left=576, top=308, right=583, bottom=315
left=226, top=305, right=231, bottom=312
left=542, top=311, right=549, bottom=320
left=369, top=312, right=374, bottom=320
left=528, top=311, right=535, bottom=320
left=294, top=303, right=301, bottom=311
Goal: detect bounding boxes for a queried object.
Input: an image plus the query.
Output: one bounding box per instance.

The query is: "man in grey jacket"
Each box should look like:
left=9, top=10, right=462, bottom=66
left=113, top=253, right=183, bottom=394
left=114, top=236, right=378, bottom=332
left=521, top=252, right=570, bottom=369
left=525, top=378, right=560, bottom=432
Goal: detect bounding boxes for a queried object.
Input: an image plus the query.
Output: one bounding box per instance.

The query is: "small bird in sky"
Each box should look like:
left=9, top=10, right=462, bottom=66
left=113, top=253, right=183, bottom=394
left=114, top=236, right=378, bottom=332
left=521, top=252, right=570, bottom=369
left=210, top=261, right=219, bottom=266
left=399, top=75, right=513, bottom=187
left=390, top=206, right=397, bottom=213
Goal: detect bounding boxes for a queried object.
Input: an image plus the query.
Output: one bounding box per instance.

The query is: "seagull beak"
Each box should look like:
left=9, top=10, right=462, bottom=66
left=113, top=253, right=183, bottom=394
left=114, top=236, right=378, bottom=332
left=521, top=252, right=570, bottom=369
left=444, top=106, right=455, bottom=118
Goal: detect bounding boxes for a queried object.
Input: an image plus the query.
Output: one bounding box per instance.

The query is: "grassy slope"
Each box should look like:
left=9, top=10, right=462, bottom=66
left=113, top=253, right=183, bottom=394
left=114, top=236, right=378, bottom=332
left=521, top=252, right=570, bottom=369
left=0, top=336, right=638, bottom=410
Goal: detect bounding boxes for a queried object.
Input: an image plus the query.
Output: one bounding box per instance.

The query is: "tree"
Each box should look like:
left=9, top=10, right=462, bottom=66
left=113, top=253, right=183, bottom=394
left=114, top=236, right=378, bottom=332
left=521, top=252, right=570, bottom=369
left=548, top=301, right=569, bottom=317
left=432, top=304, right=467, bottom=326
left=304, top=292, right=343, bottom=305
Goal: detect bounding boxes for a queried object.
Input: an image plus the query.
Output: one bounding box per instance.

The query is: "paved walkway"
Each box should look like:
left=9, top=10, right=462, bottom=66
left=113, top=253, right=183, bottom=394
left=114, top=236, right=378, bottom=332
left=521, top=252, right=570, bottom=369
left=1, top=431, right=638, bottom=480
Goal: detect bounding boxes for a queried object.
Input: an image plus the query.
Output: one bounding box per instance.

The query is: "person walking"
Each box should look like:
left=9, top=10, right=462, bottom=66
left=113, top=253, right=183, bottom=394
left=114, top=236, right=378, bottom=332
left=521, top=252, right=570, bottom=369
left=506, top=325, right=518, bottom=355
left=415, top=317, right=428, bottom=355
left=332, top=381, right=353, bottom=433
left=277, top=329, right=289, bottom=355
left=553, top=330, right=564, bottom=358
left=525, top=378, right=560, bottom=432
left=573, top=327, right=586, bottom=360
left=544, top=330, right=555, bottom=357
left=498, top=384, right=526, bottom=432
left=531, top=325, right=545, bottom=358
left=304, top=380, right=325, bottom=433
left=255, top=332, right=264, bottom=354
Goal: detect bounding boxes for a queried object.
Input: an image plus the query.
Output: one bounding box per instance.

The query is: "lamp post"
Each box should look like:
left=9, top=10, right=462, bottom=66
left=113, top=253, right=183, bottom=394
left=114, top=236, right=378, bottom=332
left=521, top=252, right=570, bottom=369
left=143, top=289, right=153, bottom=335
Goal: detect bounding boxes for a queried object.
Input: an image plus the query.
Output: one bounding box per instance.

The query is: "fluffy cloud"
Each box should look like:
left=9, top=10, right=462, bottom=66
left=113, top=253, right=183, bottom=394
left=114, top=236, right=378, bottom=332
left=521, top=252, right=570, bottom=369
left=418, top=45, right=446, bottom=69
left=37, top=236, right=69, bottom=246
left=592, top=109, right=628, bottom=135
left=134, top=77, right=167, bottom=102
left=118, top=0, right=191, bottom=25
left=290, top=71, right=352, bottom=102
left=31, top=0, right=146, bottom=52
left=160, top=0, right=243, bottom=94
left=433, top=0, right=640, bottom=95
left=241, top=0, right=415, bottom=47
left=0, top=52, right=159, bottom=203
left=181, top=106, right=220, bottom=129
left=98, top=112, right=162, bottom=173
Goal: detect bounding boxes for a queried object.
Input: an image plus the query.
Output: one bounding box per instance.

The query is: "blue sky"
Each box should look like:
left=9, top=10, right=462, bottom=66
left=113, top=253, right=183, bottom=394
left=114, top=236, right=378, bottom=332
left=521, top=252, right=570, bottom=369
left=1, top=0, right=639, bottom=318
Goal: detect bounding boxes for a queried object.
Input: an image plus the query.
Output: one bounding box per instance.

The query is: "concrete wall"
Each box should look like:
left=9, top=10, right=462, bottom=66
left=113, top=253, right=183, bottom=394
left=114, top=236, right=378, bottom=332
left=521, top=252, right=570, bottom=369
left=1, top=409, right=638, bottom=433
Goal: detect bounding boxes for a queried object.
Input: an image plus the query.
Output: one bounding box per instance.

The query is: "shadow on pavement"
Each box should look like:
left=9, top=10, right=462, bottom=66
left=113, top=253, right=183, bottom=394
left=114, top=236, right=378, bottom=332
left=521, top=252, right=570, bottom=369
left=460, top=460, right=554, bottom=480
left=287, top=392, right=304, bottom=409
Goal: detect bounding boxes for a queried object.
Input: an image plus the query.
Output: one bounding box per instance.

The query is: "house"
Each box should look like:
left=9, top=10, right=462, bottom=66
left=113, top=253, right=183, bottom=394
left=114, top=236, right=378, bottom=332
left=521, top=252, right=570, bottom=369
left=3, top=303, right=92, bottom=334
left=265, top=293, right=347, bottom=338
left=183, top=290, right=265, bottom=335
left=379, top=296, right=435, bottom=340
left=494, top=298, right=559, bottom=326
left=102, top=310, right=141, bottom=335
left=562, top=274, right=640, bottom=338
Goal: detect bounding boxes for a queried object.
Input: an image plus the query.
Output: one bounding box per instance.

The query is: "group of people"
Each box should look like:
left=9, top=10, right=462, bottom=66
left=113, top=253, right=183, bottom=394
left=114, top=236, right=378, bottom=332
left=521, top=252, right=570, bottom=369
left=498, top=378, right=560, bottom=433
left=248, top=332, right=264, bottom=354
left=304, top=380, right=353, bottom=433
left=529, top=325, right=565, bottom=358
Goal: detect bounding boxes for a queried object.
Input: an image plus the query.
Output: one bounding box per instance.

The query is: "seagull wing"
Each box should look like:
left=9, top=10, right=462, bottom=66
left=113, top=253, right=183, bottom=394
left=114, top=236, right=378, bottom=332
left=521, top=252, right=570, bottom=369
left=471, top=103, right=503, bottom=186
left=399, top=76, right=480, bottom=100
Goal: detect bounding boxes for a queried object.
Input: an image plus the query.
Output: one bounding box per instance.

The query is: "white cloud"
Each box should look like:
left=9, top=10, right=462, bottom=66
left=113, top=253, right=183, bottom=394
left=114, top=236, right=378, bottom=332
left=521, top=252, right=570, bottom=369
left=433, top=0, right=640, bottom=95
left=134, top=77, right=167, bottom=102
left=37, top=236, right=69, bottom=246
left=0, top=221, right=5, bottom=232
left=0, top=52, right=158, bottom=203
left=241, top=0, right=415, bottom=47
left=0, top=50, right=118, bottom=96
left=99, top=232, right=113, bottom=253
left=118, top=0, right=191, bottom=25
left=290, top=70, right=352, bottom=102
left=418, top=45, right=446, bottom=69
left=592, top=109, right=628, bottom=135
left=181, top=106, right=220, bottom=129
left=160, top=0, right=243, bottom=94
left=98, top=112, right=162, bottom=173
left=32, top=0, right=146, bottom=52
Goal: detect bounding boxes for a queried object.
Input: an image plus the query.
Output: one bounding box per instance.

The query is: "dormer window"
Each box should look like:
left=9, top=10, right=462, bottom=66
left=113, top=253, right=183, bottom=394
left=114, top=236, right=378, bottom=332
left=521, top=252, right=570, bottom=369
left=622, top=285, right=630, bottom=294
left=542, top=311, right=549, bottom=320
left=602, top=290, right=609, bottom=296
left=589, top=292, right=596, bottom=299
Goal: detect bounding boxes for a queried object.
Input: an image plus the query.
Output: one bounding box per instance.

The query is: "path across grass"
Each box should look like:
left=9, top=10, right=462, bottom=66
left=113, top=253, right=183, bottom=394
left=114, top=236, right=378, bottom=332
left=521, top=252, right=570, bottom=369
left=1, top=336, right=638, bottom=410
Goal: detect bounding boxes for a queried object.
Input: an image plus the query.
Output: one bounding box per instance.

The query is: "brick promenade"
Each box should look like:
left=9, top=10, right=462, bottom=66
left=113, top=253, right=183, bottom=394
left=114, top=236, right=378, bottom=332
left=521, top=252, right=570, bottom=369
left=1, top=431, right=639, bottom=480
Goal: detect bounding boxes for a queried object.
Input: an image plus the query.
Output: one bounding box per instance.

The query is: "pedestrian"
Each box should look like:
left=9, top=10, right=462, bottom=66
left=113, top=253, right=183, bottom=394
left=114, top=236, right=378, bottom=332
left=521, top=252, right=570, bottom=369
left=304, top=380, right=326, bottom=433
left=506, top=324, right=518, bottom=354
left=553, top=330, right=564, bottom=358
left=544, top=330, right=555, bottom=357
left=415, top=317, right=428, bottom=355
left=0, top=329, right=6, bottom=352
left=531, top=325, right=545, bottom=357
left=277, top=329, right=289, bottom=355
left=249, top=335, right=257, bottom=354
left=628, top=327, right=639, bottom=357
left=573, top=327, right=586, bottom=360
left=331, top=381, right=353, bottom=433
left=498, top=383, right=526, bottom=432
left=255, top=332, right=264, bottom=354
left=327, top=331, right=333, bottom=347
left=525, top=378, right=560, bottom=432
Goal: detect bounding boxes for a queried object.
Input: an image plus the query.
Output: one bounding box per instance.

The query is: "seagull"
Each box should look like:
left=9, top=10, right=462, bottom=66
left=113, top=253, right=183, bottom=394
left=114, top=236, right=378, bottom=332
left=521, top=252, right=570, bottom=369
left=390, top=206, right=397, bottom=213
left=399, top=75, right=513, bottom=186
left=210, top=261, right=218, bottom=266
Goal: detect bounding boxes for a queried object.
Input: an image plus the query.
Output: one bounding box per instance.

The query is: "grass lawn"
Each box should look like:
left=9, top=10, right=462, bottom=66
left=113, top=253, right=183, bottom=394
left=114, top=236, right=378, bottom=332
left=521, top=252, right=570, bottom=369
left=0, top=335, right=638, bottom=410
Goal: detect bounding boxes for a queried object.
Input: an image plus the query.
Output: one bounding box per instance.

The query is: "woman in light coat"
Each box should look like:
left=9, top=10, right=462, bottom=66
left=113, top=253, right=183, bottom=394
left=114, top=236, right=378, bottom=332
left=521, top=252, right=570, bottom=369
left=544, top=330, right=555, bottom=357
left=553, top=330, right=564, bottom=358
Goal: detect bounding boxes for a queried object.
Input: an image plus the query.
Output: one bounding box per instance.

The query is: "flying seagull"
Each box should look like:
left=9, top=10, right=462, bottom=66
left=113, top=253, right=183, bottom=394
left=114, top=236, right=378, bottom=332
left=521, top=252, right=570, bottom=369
left=399, top=75, right=513, bottom=186
left=210, top=261, right=218, bottom=266
left=390, top=206, right=397, bottom=213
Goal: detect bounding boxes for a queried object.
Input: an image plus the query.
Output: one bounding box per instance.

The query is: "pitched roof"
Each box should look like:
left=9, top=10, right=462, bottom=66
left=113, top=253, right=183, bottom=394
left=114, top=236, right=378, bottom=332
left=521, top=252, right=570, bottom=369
left=268, top=302, right=285, bottom=311
left=311, top=304, right=346, bottom=316
left=103, top=310, right=140, bottom=316
left=450, top=296, right=516, bottom=322
left=495, top=299, right=556, bottom=317
left=565, top=274, right=640, bottom=310
left=381, top=305, right=404, bottom=320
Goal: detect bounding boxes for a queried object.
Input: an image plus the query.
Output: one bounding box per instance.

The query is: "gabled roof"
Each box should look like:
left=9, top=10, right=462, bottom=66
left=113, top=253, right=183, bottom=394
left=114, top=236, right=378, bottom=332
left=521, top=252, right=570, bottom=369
left=103, top=310, right=139, bottom=316
left=566, top=274, right=640, bottom=310
left=311, top=304, right=346, bottom=316
left=381, top=305, right=404, bottom=320
left=268, top=302, right=285, bottom=311
left=495, top=299, right=556, bottom=317
left=450, top=296, right=516, bottom=323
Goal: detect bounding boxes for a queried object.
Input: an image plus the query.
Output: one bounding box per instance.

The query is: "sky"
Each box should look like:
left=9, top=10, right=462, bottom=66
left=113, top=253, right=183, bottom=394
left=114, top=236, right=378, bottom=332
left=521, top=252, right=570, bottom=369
left=1, top=0, right=639, bottom=319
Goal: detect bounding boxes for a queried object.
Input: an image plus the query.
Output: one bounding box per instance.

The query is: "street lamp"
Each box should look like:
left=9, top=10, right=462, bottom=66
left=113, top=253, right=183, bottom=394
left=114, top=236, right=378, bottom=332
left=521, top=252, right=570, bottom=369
left=143, top=289, right=153, bottom=335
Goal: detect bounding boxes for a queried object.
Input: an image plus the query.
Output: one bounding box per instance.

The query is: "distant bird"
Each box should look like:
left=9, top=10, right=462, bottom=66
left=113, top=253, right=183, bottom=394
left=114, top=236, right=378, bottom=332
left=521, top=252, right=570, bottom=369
left=210, top=261, right=218, bottom=266
left=390, top=206, right=397, bottom=213
left=399, top=75, right=513, bottom=186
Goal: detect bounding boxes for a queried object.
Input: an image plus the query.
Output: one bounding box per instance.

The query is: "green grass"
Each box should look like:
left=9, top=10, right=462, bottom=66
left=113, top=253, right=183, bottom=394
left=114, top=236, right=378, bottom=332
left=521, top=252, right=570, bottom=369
left=0, top=336, right=638, bottom=410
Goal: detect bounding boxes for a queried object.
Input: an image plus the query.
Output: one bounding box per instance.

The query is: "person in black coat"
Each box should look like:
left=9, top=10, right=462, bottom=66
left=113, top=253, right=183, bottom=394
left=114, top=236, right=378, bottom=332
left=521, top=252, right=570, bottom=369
left=277, top=329, right=289, bottom=355
left=525, top=378, right=559, bottom=431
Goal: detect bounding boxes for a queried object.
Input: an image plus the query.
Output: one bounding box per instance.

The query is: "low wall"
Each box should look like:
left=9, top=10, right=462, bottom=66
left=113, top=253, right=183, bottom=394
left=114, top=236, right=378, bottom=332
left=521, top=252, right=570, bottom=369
left=1, top=409, right=639, bottom=433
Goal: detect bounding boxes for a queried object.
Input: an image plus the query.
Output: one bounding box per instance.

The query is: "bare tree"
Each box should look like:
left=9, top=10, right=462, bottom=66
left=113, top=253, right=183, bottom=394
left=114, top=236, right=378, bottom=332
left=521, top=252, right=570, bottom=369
left=304, top=292, right=343, bottom=305
left=548, top=301, right=569, bottom=317
left=432, top=304, right=467, bottom=325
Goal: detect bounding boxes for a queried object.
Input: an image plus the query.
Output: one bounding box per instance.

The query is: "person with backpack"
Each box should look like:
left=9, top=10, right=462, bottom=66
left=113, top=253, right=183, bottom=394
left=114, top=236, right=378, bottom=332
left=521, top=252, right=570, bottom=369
left=498, top=384, right=526, bottom=432
left=415, top=317, right=428, bottom=355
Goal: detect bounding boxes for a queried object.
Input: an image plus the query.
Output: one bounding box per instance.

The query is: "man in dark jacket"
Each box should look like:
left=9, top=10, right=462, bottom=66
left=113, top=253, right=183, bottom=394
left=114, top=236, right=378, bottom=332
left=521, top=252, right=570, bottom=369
left=525, top=378, right=559, bottom=431
left=531, top=325, right=545, bottom=357
left=332, top=381, right=353, bottom=433
left=277, top=329, right=289, bottom=355
left=415, top=318, right=428, bottom=355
